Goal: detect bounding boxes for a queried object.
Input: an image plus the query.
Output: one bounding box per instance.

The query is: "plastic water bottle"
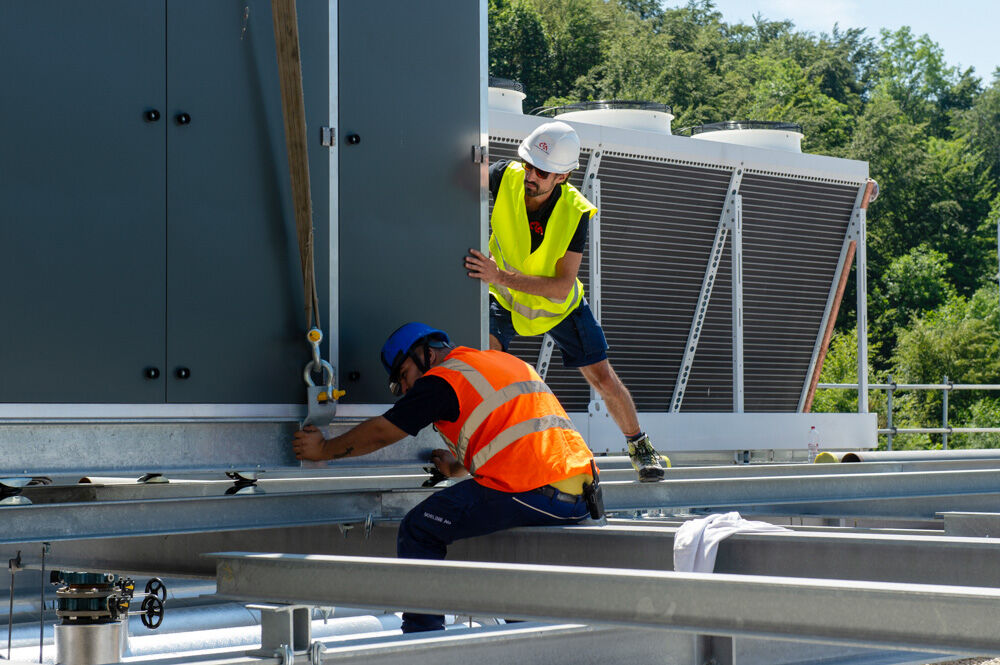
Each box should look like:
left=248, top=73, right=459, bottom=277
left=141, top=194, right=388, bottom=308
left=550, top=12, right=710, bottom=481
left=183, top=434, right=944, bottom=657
left=807, top=426, right=819, bottom=462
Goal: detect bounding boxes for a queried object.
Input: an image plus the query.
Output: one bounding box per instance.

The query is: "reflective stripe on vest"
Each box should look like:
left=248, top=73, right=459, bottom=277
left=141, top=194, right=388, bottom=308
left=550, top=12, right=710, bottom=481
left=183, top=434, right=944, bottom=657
left=470, top=413, right=577, bottom=471
left=489, top=162, right=595, bottom=336
left=491, top=280, right=580, bottom=320
left=425, top=347, right=593, bottom=493
left=438, top=357, right=556, bottom=470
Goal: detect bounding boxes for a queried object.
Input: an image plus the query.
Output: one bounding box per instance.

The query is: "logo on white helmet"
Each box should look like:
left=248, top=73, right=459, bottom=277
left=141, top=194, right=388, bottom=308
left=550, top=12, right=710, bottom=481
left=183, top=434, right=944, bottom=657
left=536, top=141, right=550, bottom=154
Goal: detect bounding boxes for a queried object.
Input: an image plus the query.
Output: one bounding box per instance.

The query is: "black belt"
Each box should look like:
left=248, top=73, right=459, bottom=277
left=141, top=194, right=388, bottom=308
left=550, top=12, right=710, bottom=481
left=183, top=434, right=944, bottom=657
left=532, top=485, right=582, bottom=503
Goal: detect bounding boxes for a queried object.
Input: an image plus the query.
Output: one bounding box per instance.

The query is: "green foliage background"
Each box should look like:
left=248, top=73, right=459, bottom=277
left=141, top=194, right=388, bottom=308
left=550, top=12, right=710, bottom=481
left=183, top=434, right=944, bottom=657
left=489, top=0, right=1000, bottom=448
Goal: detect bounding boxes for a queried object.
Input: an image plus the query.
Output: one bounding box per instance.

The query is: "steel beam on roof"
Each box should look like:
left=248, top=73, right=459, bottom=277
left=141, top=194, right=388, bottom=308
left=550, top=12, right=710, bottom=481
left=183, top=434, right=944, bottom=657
left=20, top=457, right=1000, bottom=504
left=456, top=525, right=1000, bottom=588
left=723, top=493, right=1000, bottom=519
left=942, top=511, right=1000, bottom=537
left=13, top=520, right=1000, bottom=588
left=10, top=619, right=934, bottom=665
left=209, top=552, right=1000, bottom=655
left=309, top=623, right=937, bottom=665
left=26, top=456, right=1000, bottom=500
left=604, top=468, right=1000, bottom=515
left=19, top=474, right=427, bottom=503
left=3, top=468, right=1000, bottom=545
left=638, top=458, right=1000, bottom=478
left=0, top=489, right=422, bottom=545
left=312, top=623, right=699, bottom=665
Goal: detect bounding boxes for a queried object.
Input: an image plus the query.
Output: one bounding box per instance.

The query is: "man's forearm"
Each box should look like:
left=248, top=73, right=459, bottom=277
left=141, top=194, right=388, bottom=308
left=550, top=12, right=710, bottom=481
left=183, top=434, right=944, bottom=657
left=323, top=416, right=407, bottom=460
left=495, top=270, right=574, bottom=300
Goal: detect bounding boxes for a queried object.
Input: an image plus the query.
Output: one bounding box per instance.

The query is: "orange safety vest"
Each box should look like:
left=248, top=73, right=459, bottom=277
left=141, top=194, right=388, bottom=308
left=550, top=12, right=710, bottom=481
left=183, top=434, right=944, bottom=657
left=424, top=346, right=594, bottom=493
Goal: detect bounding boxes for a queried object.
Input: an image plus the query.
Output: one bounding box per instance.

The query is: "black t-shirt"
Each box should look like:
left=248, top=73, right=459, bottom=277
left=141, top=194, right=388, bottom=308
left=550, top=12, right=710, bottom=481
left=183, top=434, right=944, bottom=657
left=489, top=160, right=589, bottom=254
left=382, top=374, right=460, bottom=436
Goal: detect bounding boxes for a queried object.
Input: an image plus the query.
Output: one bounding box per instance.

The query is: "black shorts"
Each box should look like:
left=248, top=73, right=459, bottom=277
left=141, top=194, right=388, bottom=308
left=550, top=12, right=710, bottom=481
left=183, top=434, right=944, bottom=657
left=490, top=296, right=608, bottom=368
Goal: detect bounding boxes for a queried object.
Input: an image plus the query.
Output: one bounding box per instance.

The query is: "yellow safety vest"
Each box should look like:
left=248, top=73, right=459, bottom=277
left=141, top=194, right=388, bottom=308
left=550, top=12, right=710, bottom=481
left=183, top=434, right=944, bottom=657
left=489, top=162, right=596, bottom=336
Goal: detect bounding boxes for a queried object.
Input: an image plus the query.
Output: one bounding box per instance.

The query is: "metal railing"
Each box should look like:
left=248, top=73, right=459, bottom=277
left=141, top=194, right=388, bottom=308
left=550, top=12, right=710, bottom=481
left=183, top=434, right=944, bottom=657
left=817, top=375, right=1000, bottom=450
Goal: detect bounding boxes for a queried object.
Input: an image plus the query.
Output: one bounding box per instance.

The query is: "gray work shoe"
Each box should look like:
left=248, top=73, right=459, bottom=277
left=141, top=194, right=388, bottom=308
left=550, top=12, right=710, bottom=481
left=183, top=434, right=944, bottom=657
left=627, top=434, right=667, bottom=482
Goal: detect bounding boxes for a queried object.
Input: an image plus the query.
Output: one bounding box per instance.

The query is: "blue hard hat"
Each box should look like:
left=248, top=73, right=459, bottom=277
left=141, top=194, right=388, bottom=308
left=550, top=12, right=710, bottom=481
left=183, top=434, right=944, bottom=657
left=380, top=322, right=451, bottom=378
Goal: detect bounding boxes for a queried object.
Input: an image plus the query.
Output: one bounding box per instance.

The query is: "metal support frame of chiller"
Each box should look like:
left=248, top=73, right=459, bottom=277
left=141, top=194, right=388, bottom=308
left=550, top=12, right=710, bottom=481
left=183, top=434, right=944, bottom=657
left=671, top=167, right=745, bottom=413
left=799, top=180, right=870, bottom=414
left=855, top=192, right=870, bottom=413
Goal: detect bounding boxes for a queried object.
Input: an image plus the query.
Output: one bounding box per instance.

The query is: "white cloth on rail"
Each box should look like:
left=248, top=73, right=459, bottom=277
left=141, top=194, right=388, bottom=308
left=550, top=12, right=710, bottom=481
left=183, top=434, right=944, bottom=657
left=673, top=512, right=791, bottom=573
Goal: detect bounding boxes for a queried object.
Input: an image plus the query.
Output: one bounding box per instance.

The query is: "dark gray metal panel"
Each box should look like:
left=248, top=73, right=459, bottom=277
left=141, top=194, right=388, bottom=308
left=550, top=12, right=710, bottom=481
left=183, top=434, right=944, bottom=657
left=339, top=2, right=481, bottom=403
left=165, top=0, right=329, bottom=403
left=740, top=174, right=856, bottom=411
left=598, top=155, right=733, bottom=411
left=487, top=140, right=593, bottom=409
left=0, top=1, right=167, bottom=402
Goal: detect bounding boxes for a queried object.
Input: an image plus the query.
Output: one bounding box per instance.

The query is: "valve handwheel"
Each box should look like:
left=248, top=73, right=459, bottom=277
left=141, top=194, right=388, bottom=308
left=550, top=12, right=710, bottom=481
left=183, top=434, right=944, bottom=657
left=140, top=595, right=164, bottom=629
left=145, top=577, right=167, bottom=602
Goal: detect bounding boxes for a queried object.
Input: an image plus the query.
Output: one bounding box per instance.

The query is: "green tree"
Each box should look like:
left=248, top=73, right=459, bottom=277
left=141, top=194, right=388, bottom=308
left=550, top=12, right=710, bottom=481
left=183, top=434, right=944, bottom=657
left=530, top=0, right=613, bottom=104
left=489, top=0, right=551, bottom=109
left=872, top=245, right=956, bottom=357
left=889, top=287, right=1000, bottom=447
left=850, top=93, right=994, bottom=319
left=873, top=27, right=980, bottom=136
left=718, top=53, right=853, bottom=154
left=955, top=75, right=1000, bottom=184
left=615, top=0, right=663, bottom=22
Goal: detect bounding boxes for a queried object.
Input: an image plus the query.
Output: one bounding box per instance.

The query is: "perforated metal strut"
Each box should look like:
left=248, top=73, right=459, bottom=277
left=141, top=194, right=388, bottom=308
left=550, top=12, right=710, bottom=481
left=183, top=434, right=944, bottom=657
left=671, top=167, right=744, bottom=413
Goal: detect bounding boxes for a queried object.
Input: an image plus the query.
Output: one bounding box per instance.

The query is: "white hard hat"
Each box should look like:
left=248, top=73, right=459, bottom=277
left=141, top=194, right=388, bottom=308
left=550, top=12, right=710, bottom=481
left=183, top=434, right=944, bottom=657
left=518, top=121, right=580, bottom=173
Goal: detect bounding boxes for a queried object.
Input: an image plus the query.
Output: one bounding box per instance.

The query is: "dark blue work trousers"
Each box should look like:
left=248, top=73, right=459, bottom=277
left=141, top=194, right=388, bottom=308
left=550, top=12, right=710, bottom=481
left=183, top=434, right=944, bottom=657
left=396, top=477, right=589, bottom=633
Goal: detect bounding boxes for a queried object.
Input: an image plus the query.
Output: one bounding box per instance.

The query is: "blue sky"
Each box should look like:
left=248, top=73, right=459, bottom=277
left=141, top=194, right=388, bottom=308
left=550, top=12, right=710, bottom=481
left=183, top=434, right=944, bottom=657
left=683, top=0, right=999, bottom=84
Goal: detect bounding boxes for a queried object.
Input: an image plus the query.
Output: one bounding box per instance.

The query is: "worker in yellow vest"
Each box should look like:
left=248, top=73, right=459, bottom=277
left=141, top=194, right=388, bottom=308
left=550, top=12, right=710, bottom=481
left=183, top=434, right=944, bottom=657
left=465, top=121, right=666, bottom=482
left=292, top=322, right=603, bottom=633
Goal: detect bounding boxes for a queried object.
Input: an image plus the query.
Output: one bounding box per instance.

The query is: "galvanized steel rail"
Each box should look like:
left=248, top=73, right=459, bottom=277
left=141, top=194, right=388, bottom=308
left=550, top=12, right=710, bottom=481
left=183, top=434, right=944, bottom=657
left=209, top=553, right=1000, bottom=655
left=3, top=468, right=1000, bottom=544
left=10, top=521, right=1000, bottom=588
left=817, top=379, right=1000, bottom=449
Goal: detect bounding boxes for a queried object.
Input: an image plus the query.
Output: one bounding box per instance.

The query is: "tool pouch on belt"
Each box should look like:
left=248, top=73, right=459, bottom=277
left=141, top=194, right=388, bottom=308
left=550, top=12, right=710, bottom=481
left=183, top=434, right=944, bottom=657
left=582, top=459, right=605, bottom=520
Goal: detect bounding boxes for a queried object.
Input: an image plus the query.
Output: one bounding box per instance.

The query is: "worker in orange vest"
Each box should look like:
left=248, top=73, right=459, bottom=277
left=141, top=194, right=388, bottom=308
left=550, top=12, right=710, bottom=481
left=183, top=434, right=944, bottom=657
left=293, top=322, right=602, bottom=633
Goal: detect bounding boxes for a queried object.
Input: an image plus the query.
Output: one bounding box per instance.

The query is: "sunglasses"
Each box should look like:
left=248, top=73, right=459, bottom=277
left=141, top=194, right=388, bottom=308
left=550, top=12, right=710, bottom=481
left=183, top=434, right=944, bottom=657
left=524, top=163, right=552, bottom=180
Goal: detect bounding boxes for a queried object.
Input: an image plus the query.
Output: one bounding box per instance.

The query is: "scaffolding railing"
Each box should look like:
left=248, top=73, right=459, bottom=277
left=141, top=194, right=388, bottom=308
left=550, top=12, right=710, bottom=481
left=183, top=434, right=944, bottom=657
left=817, top=376, right=1000, bottom=450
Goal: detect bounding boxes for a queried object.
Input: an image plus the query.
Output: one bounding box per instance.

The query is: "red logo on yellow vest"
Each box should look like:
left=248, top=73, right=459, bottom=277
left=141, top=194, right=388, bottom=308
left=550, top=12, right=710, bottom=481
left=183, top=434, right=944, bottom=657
left=536, top=141, right=550, bottom=154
